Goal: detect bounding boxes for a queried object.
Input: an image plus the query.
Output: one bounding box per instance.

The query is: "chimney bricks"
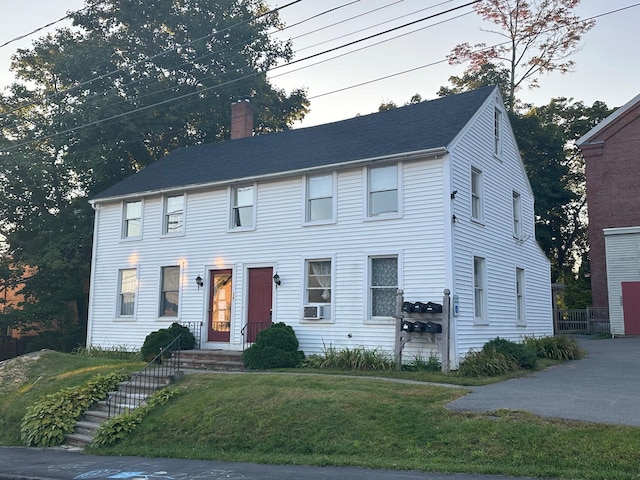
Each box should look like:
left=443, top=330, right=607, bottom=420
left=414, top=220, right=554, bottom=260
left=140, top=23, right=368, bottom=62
left=230, top=99, right=254, bottom=139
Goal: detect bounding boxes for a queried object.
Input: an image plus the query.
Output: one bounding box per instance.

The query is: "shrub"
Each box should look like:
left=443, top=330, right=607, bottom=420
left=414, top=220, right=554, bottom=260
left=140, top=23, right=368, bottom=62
left=482, top=337, right=537, bottom=370
left=140, top=323, right=196, bottom=362
left=523, top=335, right=585, bottom=360
left=243, top=323, right=304, bottom=369
left=457, top=348, right=520, bottom=377
left=20, top=371, right=128, bottom=447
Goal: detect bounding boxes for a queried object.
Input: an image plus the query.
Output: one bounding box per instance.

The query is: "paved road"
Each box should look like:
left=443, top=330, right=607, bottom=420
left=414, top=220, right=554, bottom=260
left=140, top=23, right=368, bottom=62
left=447, top=336, right=640, bottom=426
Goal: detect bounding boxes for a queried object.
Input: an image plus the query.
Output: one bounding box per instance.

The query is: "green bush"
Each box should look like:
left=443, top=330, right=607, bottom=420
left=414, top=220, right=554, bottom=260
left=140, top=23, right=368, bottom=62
left=243, top=323, right=304, bottom=369
left=20, top=371, right=128, bottom=447
left=403, top=351, right=441, bottom=372
left=305, top=344, right=394, bottom=371
left=91, top=388, right=177, bottom=447
left=457, top=348, right=520, bottom=377
left=482, top=337, right=537, bottom=370
left=523, top=335, right=585, bottom=360
left=140, top=323, right=196, bottom=362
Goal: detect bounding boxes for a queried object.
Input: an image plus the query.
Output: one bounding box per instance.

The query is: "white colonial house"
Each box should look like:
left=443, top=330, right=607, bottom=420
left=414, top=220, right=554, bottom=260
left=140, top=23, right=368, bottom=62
left=87, top=86, right=552, bottom=368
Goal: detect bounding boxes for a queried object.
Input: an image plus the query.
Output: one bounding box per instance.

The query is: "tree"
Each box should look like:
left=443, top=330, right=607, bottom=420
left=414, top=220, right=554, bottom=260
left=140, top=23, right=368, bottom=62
left=0, top=0, right=309, bottom=348
left=447, top=0, right=595, bottom=111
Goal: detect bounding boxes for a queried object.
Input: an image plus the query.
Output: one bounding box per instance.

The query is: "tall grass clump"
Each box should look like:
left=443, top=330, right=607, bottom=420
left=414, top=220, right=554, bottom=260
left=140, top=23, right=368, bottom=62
left=523, top=335, right=585, bottom=360
left=403, top=351, right=441, bottom=372
left=457, top=348, right=520, bottom=377
left=305, top=344, right=394, bottom=371
left=482, top=337, right=537, bottom=370
left=73, top=345, right=140, bottom=360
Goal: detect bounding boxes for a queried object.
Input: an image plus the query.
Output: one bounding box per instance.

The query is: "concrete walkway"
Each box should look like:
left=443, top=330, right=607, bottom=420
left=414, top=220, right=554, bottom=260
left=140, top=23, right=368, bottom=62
left=447, top=336, right=640, bottom=426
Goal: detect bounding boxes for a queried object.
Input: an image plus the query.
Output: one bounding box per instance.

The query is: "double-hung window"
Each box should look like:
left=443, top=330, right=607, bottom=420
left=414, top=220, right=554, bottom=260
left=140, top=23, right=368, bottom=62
left=471, top=168, right=483, bottom=222
left=368, top=165, right=398, bottom=217
left=512, top=191, right=522, bottom=237
left=306, top=260, right=332, bottom=304
left=164, top=195, right=184, bottom=234
left=118, top=268, right=137, bottom=317
left=370, top=256, right=398, bottom=318
left=160, top=266, right=180, bottom=317
left=306, top=174, right=333, bottom=222
left=516, top=268, right=525, bottom=325
left=231, top=185, right=254, bottom=229
left=123, top=201, right=141, bottom=239
left=473, top=256, right=486, bottom=323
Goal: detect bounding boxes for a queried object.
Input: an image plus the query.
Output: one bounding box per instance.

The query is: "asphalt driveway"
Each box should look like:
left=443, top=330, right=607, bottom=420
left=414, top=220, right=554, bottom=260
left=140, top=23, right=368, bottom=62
left=447, top=336, right=640, bottom=426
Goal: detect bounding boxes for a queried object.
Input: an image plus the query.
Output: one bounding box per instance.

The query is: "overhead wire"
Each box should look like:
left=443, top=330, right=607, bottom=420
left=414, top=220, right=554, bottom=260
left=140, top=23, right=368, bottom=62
left=1, top=1, right=638, bottom=153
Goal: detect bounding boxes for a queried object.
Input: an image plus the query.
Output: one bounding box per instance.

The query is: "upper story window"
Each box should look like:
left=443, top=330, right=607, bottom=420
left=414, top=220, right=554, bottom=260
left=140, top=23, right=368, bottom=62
left=473, top=256, right=487, bottom=323
left=164, top=195, right=184, bottom=234
left=306, top=174, right=333, bottom=223
left=471, top=167, right=484, bottom=222
left=368, top=165, right=398, bottom=217
left=118, top=268, right=137, bottom=317
left=160, top=266, right=180, bottom=317
left=512, top=191, right=522, bottom=237
left=516, top=268, right=525, bottom=325
left=370, top=256, right=398, bottom=319
left=231, top=185, right=255, bottom=229
left=494, top=107, right=502, bottom=157
left=123, top=201, right=142, bottom=239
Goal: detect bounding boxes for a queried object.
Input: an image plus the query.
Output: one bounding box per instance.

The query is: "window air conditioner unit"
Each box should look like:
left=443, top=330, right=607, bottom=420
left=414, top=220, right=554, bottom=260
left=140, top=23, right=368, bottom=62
left=303, top=305, right=325, bottom=320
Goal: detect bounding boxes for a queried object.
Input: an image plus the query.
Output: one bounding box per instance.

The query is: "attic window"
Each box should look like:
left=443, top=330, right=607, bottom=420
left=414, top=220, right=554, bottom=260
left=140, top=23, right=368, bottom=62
left=494, top=107, right=502, bottom=157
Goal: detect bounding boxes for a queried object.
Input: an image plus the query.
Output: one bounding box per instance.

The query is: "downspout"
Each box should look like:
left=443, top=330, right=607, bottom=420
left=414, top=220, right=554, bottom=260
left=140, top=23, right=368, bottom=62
left=442, top=152, right=457, bottom=369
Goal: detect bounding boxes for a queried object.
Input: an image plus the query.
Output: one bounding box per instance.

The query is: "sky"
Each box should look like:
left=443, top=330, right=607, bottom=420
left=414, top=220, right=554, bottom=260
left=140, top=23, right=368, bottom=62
left=0, top=0, right=639, bottom=128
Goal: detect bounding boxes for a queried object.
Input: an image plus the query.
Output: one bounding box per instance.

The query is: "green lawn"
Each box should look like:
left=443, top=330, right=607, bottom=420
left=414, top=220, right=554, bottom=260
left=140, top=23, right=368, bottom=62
left=2, top=352, right=638, bottom=480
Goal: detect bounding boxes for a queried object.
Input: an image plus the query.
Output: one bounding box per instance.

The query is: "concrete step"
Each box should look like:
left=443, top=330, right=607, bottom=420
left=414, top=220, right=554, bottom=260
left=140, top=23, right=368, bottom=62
left=75, top=420, right=101, bottom=437
left=180, top=350, right=244, bottom=371
left=65, top=432, right=93, bottom=448
left=83, top=409, right=109, bottom=424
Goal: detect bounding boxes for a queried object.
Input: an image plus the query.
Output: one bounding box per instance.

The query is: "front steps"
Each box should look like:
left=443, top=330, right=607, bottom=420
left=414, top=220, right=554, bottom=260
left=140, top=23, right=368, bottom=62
left=64, top=371, right=179, bottom=448
left=179, top=349, right=245, bottom=371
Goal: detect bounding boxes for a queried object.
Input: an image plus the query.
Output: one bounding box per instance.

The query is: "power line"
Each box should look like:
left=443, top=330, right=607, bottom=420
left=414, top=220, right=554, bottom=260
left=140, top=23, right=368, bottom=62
left=0, top=7, right=89, bottom=49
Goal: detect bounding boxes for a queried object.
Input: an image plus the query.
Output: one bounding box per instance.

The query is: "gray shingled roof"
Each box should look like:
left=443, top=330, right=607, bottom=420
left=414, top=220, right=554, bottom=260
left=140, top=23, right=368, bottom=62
left=92, top=86, right=495, bottom=201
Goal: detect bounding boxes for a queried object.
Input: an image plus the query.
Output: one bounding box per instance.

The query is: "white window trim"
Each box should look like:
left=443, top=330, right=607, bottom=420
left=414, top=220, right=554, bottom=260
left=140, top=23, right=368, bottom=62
left=494, top=106, right=503, bottom=158
left=471, top=167, right=484, bottom=224
left=158, top=265, right=182, bottom=319
left=301, top=255, right=336, bottom=324
left=161, top=193, right=186, bottom=236
left=228, top=183, right=257, bottom=232
left=115, top=267, right=138, bottom=320
left=516, top=267, right=526, bottom=326
left=363, top=163, right=403, bottom=221
left=302, top=172, right=337, bottom=226
left=121, top=199, right=143, bottom=240
left=473, top=256, right=488, bottom=325
left=364, top=251, right=403, bottom=325
left=512, top=191, right=523, bottom=238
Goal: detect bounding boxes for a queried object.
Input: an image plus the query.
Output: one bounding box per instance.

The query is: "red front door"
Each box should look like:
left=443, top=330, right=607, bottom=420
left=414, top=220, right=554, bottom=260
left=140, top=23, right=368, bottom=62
left=622, top=281, right=640, bottom=335
left=246, top=267, right=273, bottom=343
left=208, top=269, right=232, bottom=342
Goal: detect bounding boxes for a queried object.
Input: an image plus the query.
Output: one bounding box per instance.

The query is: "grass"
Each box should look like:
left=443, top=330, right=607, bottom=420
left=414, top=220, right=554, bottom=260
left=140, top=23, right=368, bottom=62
left=2, top=350, right=639, bottom=480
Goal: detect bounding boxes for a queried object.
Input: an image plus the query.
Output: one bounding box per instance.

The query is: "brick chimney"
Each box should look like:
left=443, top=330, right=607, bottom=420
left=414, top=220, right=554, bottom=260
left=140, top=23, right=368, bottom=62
left=230, top=99, right=254, bottom=139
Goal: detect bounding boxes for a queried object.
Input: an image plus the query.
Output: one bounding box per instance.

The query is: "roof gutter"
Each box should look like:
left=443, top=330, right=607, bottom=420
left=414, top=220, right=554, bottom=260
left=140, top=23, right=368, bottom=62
left=89, top=146, right=448, bottom=205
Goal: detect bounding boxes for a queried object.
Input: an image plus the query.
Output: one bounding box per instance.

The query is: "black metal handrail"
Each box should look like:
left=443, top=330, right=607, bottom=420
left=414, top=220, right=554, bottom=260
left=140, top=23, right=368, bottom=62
left=107, top=334, right=183, bottom=417
left=179, top=321, right=203, bottom=349
left=241, top=322, right=271, bottom=350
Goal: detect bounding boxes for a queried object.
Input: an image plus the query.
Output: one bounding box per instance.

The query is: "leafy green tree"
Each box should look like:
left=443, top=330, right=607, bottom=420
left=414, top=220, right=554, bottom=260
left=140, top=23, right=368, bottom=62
left=447, top=0, right=595, bottom=112
left=0, top=0, right=309, bottom=346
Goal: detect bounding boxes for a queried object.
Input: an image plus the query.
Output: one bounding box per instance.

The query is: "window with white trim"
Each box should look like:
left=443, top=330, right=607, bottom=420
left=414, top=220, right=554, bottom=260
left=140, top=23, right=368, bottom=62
left=473, top=256, right=486, bottom=323
left=118, top=268, right=137, bottom=317
left=471, top=167, right=483, bottom=222
left=123, top=201, right=141, bottom=239
left=164, top=195, right=184, bottom=234
left=494, top=107, right=502, bottom=156
left=231, top=185, right=254, bottom=229
left=368, top=165, right=398, bottom=217
left=512, top=191, right=522, bottom=237
left=370, top=256, right=398, bottom=318
left=160, top=266, right=180, bottom=317
left=516, top=268, right=525, bottom=325
left=306, top=260, right=331, bottom=304
left=306, top=174, right=333, bottom=222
